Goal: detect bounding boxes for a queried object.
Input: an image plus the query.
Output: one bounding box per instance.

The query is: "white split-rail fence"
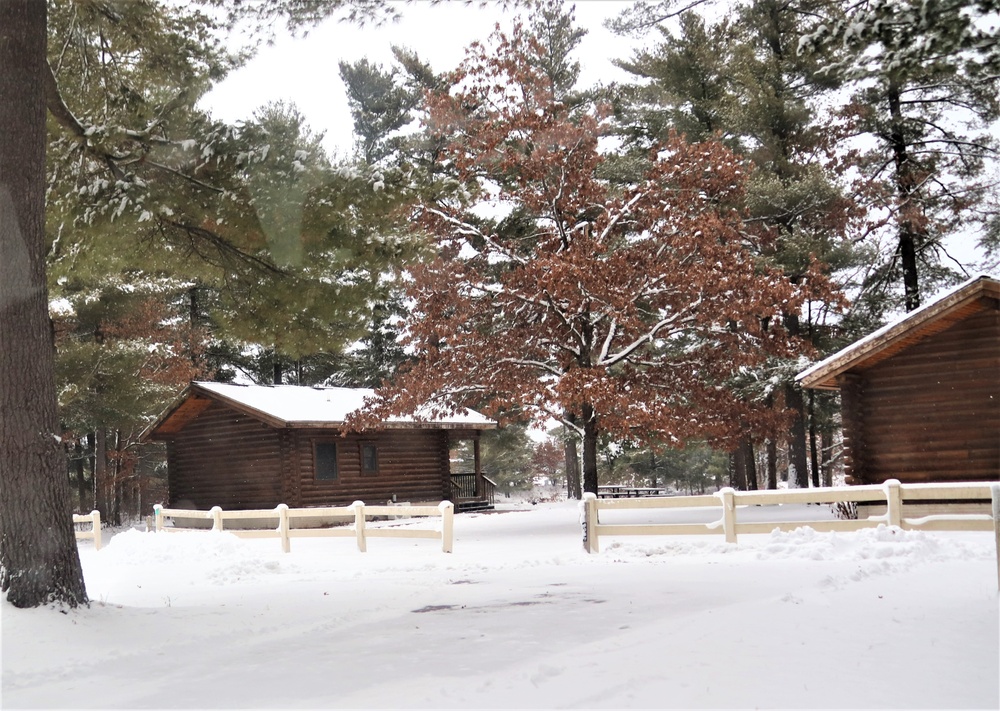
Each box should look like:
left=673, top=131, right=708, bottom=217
left=73, top=510, right=102, bottom=550
left=152, top=501, right=455, bottom=553
left=582, top=480, right=1000, bottom=590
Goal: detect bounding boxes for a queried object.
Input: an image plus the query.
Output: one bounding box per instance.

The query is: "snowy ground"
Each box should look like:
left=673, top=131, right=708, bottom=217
left=2, top=500, right=998, bottom=709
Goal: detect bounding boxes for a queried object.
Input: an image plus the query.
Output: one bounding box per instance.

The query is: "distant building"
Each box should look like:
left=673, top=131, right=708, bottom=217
left=143, top=382, right=497, bottom=511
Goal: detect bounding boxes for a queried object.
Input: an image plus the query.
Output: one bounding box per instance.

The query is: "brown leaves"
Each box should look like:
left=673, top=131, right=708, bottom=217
left=368, top=21, right=818, bottom=450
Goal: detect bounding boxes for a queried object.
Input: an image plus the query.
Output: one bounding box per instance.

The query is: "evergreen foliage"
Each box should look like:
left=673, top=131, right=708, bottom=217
left=800, top=0, right=1000, bottom=311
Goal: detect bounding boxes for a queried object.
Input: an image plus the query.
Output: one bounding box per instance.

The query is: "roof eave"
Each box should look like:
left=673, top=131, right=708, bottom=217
left=797, top=275, right=999, bottom=390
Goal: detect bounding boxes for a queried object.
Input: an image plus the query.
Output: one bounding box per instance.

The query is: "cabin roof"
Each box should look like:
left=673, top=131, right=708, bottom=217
left=145, top=381, right=497, bottom=438
left=797, top=274, right=1000, bottom=391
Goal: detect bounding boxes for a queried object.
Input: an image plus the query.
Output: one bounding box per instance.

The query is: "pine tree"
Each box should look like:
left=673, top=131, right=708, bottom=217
left=801, top=0, right=1000, bottom=311
left=339, top=58, right=421, bottom=165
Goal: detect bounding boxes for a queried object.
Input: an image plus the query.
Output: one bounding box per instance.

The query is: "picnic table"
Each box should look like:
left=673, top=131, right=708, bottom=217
left=597, top=485, right=670, bottom=499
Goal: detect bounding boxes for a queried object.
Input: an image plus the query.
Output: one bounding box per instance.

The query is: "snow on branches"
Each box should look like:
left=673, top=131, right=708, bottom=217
left=361, top=21, right=824, bottom=490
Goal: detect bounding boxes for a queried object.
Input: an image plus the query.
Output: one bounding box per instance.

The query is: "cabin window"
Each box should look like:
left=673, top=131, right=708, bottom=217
left=314, top=441, right=339, bottom=481
left=360, top=442, right=379, bottom=476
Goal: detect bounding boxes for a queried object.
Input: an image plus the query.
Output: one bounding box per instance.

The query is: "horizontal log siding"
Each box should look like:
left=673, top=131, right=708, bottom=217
left=838, top=373, right=867, bottom=484
left=166, top=402, right=283, bottom=509
left=295, top=429, right=451, bottom=507
left=858, top=308, right=999, bottom=484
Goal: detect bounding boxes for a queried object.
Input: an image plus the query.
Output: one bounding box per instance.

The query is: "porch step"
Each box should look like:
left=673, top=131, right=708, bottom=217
left=455, top=500, right=495, bottom=513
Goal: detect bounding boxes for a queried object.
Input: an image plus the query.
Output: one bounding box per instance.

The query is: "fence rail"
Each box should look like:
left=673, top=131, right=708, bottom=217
left=73, top=510, right=101, bottom=550
left=582, top=479, right=1000, bottom=558
left=152, top=501, right=455, bottom=553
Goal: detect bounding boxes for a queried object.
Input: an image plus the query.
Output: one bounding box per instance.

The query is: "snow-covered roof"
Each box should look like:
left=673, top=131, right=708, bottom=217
left=146, top=381, right=496, bottom=437
left=797, top=274, right=999, bottom=390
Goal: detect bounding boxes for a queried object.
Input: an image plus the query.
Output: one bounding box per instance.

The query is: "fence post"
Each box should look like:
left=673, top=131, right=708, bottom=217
left=210, top=506, right=223, bottom=532
left=719, top=488, right=737, bottom=543
left=991, top=484, right=1000, bottom=593
left=439, top=500, right=454, bottom=553
left=90, top=510, right=102, bottom=551
left=353, top=501, right=367, bottom=552
left=582, top=493, right=599, bottom=553
left=884, top=479, right=902, bottom=528
left=153, top=504, right=164, bottom=532
left=277, top=504, right=290, bottom=553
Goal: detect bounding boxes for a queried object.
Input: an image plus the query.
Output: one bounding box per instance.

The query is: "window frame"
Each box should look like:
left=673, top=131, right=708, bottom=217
left=313, top=440, right=339, bottom=481
left=359, top=441, right=379, bottom=476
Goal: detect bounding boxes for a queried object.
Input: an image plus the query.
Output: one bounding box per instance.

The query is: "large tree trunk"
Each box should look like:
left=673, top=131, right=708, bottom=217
left=0, top=0, right=88, bottom=607
left=581, top=404, right=599, bottom=495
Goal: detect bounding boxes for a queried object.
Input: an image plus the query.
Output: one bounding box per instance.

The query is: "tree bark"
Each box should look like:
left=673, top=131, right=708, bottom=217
left=808, top=389, right=820, bottom=488
left=782, top=313, right=809, bottom=488
left=764, top=394, right=777, bottom=490
left=0, top=0, right=88, bottom=607
left=785, top=383, right=809, bottom=488
left=562, top=414, right=581, bottom=500
left=887, top=78, right=922, bottom=312
left=730, top=441, right=746, bottom=490
left=95, top=429, right=108, bottom=519
left=581, top=403, right=599, bottom=495
left=765, top=437, right=777, bottom=490
left=74, top=440, right=87, bottom=511
left=741, top=435, right=758, bottom=491
left=563, top=437, right=581, bottom=499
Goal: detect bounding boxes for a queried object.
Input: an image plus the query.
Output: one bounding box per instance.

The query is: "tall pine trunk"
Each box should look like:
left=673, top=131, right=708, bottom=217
left=783, top=314, right=809, bottom=488
left=0, top=0, right=88, bottom=607
left=74, top=440, right=88, bottom=511
left=765, top=438, right=777, bottom=490
left=785, top=384, right=809, bottom=488
left=808, top=389, right=820, bottom=488
left=887, top=78, right=922, bottom=312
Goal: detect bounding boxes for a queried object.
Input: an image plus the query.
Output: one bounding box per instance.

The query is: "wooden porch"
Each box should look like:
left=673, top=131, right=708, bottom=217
left=450, top=473, right=497, bottom=512
left=448, top=430, right=496, bottom=512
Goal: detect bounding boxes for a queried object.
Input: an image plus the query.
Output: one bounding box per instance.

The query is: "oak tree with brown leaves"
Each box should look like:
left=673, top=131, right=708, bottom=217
left=360, top=23, right=824, bottom=495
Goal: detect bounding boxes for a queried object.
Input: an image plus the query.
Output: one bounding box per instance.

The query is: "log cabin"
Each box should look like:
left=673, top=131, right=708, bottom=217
left=143, top=382, right=498, bottom=512
left=796, top=274, right=999, bottom=487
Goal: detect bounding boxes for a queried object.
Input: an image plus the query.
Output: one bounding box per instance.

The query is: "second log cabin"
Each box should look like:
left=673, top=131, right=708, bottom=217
left=797, top=274, right=999, bottom=487
left=143, top=382, right=498, bottom=512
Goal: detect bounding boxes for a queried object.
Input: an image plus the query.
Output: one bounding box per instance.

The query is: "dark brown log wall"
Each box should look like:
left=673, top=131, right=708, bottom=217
left=166, top=402, right=283, bottom=509
left=838, top=373, right=867, bottom=484
left=850, top=308, right=999, bottom=484
left=294, top=429, right=451, bottom=507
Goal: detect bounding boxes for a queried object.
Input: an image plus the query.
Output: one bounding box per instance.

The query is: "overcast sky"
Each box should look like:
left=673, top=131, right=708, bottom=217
left=198, top=1, right=990, bottom=274
left=200, top=1, right=650, bottom=157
